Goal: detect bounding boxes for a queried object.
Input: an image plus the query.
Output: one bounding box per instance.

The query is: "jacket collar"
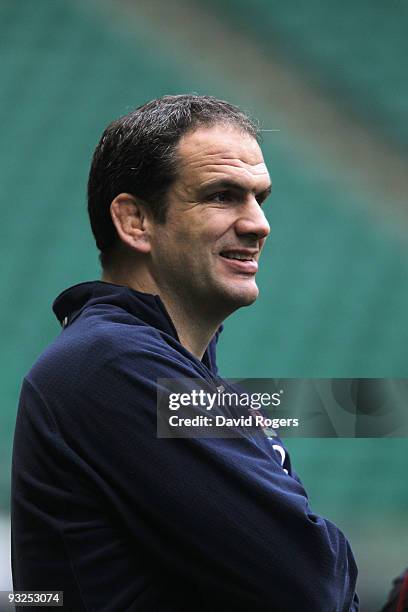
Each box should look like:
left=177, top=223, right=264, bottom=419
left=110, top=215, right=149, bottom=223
left=53, top=281, right=221, bottom=373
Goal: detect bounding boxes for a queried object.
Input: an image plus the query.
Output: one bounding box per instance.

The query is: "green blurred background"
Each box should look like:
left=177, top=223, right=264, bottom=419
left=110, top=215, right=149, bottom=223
left=1, top=0, right=407, bottom=608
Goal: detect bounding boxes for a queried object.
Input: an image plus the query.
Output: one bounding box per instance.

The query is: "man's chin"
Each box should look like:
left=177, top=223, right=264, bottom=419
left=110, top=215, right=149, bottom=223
left=222, top=282, right=259, bottom=309
left=238, top=291, right=259, bottom=307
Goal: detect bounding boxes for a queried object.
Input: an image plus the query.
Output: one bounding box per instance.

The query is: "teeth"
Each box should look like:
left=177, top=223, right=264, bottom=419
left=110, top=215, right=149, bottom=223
left=222, top=252, right=253, bottom=261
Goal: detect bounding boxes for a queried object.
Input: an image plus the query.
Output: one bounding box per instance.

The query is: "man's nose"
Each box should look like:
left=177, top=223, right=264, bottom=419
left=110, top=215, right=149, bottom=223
left=235, top=197, right=270, bottom=240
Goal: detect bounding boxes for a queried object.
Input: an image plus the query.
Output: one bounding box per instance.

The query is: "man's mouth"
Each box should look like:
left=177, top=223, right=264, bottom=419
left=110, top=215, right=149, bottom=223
left=219, top=250, right=259, bottom=273
left=219, top=249, right=258, bottom=261
left=220, top=252, right=254, bottom=261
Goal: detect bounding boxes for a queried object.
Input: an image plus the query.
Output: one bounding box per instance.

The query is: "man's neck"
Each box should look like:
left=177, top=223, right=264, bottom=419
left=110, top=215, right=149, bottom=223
left=102, top=268, right=221, bottom=361
left=157, top=293, right=220, bottom=361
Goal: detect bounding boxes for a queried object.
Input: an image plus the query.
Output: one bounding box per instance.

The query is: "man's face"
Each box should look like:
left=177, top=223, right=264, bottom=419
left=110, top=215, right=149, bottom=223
left=147, top=123, right=271, bottom=320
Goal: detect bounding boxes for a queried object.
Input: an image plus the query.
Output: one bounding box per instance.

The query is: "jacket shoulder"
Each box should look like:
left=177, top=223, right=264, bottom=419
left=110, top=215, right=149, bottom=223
left=26, top=315, right=202, bottom=400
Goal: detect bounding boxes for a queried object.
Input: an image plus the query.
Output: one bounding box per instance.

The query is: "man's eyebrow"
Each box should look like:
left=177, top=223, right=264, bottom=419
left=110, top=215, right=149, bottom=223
left=257, top=184, right=272, bottom=199
left=200, top=179, right=272, bottom=197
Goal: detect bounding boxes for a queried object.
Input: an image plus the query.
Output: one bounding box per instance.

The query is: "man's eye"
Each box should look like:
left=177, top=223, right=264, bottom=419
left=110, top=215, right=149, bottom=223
left=207, top=191, right=233, bottom=203
left=256, top=192, right=270, bottom=207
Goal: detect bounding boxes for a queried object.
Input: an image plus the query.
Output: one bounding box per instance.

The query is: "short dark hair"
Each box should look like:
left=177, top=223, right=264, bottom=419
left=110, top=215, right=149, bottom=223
left=87, top=94, right=259, bottom=267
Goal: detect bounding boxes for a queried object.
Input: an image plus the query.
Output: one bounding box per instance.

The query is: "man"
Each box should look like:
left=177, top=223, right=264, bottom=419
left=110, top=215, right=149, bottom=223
left=12, top=95, right=358, bottom=611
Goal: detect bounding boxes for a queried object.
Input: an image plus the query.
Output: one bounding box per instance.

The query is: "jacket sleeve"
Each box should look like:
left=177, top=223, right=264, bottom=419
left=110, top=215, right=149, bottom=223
left=16, top=345, right=358, bottom=611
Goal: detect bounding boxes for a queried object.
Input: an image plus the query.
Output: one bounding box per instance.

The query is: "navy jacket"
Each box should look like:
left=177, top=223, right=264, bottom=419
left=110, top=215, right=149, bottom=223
left=12, top=281, right=358, bottom=611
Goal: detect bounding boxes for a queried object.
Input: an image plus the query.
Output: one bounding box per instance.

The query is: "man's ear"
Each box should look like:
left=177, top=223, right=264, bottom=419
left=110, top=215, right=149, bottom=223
left=110, top=193, right=151, bottom=254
